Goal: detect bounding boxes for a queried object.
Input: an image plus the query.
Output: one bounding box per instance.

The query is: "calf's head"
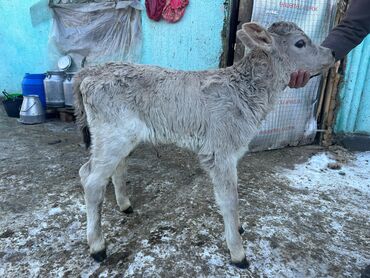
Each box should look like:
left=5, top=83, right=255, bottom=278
left=237, top=21, right=335, bottom=76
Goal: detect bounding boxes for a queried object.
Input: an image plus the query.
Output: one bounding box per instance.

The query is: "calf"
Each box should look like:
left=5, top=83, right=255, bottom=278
left=74, top=21, right=334, bottom=268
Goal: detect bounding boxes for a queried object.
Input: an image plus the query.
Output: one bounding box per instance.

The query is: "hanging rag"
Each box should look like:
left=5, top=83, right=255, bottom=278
left=145, top=0, right=166, bottom=21
left=162, top=0, right=189, bottom=23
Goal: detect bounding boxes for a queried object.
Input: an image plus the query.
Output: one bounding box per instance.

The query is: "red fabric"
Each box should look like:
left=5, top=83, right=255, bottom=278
left=162, top=0, right=189, bottom=23
left=145, top=0, right=166, bottom=21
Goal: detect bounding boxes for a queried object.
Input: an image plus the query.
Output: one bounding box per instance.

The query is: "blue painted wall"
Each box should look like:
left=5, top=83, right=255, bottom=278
left=335, top=35, right=370, bottom=135
left=0, top=0, right=51, bottom=94
left=141, top=1, right=226, bottom=70
left=0, top=0, right=227, bottom=93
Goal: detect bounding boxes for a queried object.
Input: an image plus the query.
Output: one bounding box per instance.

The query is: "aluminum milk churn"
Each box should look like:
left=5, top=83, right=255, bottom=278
left=63, top=72, right=76, bottom=107
left=44, top=71, right=65, bottom=107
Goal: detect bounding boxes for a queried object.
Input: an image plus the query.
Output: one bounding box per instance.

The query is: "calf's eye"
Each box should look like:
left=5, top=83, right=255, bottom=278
left=295, top=40, right=306, bottom=48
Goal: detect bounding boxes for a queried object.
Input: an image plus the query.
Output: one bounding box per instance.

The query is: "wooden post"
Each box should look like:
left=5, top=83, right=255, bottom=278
left=321, top=63, right=341, bottom=146
left=318, top=0, right=348, bottom=146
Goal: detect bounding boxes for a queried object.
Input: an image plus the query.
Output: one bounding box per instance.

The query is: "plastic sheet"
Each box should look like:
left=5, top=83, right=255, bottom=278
left=48, top=0, right=142, bottom=70
left=30, top=0, right=52, bottom=27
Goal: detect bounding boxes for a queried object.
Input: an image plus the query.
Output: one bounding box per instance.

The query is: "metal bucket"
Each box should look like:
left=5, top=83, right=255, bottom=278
left=19, top=95, right=45, bottom=124
left=63, top=72, right=76, bottom=107
left=44, top=71, right=65, bottom=108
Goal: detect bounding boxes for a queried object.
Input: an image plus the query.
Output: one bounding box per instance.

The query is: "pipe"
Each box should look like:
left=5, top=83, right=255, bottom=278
left=226, top=0, right=240, bottom=66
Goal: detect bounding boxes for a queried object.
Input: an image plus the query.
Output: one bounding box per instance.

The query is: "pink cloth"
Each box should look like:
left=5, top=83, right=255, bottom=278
left=162, top=0, right=189, bottom=23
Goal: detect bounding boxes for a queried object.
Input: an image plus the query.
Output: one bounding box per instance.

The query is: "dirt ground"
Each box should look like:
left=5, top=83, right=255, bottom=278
left=0, top=106, right=369, bottom=278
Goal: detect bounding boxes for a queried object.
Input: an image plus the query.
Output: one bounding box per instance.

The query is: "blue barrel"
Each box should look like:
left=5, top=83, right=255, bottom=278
left=22, top=73, right=46, bottom=109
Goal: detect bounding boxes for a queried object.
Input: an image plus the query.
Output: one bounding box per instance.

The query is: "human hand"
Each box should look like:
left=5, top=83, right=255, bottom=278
left=288, top=70, right=310, bottom=88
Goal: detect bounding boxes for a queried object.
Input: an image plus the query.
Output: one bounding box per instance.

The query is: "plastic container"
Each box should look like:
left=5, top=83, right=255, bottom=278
left=2, top=96, right=23, bottom=118
left=22, top=73, right=47, bottom=109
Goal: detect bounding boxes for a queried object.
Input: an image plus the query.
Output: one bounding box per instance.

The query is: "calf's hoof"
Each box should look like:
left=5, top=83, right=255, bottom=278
left=123, top=206, right=134, bottom=214
left=238, top=226, right=245, bottom=235
left=231, top=257, right=250, bottom=269
left=91, top=248, right=107, bottom=262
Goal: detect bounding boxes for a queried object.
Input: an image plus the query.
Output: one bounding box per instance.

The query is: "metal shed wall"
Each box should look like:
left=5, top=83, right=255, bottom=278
left=335, top=35, right=370, bottom=135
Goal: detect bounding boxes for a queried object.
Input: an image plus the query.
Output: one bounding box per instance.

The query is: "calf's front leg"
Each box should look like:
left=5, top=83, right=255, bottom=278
left=206, top=155, right=249, bottom=268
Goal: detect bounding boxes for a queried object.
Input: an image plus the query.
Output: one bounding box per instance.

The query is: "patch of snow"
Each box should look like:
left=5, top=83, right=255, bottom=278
left=281, top=152, right=370, bottom=194
left=124, top=251, right=155, bottom=276
left=198, top=228, right=209, bottom=236
left=28, top=227, right=42, bottom=236
left=48, top=207, right=63, bottom=216
left=248, top=151, right=370, bottom=277
left=151, top=245, right=176, bottom=259
left=141, top=239, right=150, bottom=247
left=28, top=260, right=41, bottom=277
left=144, top=180, right=174, bottom=193
left=68, top=221, right=81, bottom=231
left=201, top=246, right=224, bottom=267
left=80, top=262, right=101, bottom=278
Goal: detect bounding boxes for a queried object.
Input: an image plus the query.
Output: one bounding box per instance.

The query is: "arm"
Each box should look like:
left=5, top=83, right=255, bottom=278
left=290, top=0, right=370, bottom=88
left=322, top=0, right=370, bottom=60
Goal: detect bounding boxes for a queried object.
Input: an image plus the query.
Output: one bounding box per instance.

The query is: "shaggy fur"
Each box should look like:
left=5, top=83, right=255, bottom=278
left=73, top=21, right=334, bottom=267
left=268, top=21, right=304, bottom=36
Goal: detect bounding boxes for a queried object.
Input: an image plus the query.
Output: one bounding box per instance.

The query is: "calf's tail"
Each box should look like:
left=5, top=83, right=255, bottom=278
left=74, top=70, right=91, bottom=149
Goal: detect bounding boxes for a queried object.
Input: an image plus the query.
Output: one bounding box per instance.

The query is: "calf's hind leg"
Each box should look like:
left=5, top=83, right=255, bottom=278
left=81, top=135, right=136, bottom=262
left=112, top=158, right=133, bottom=213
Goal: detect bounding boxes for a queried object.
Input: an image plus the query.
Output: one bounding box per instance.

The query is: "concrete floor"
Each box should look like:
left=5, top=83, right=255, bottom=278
left=0, top=106, right=369, bottom=277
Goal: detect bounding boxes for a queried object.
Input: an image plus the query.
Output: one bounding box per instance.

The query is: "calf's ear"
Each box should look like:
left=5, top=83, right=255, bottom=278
left=237, top=22, right=272, bottom=51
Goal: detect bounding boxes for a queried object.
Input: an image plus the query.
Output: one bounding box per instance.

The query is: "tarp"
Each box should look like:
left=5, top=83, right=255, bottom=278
left=247, top=0, right=337, bottom=151
left=47, top=0, right=142, bottom=70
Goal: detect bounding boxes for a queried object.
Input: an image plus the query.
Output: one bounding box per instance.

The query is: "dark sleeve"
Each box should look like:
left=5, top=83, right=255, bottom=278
left=322, top=0, right=370, bottom=60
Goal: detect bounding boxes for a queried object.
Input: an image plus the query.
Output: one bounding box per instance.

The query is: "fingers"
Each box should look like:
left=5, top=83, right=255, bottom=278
left=289, top=72, right=298, bottom=88
left=302, top=71, right=310, bottom=86
left=288, top=70, right=311, bottom=89
left=296, top=70, right=305, bottom=87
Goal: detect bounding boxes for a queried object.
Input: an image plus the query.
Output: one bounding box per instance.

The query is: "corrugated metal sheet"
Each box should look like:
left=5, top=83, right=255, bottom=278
left=335, top=35, right=370, bottom=135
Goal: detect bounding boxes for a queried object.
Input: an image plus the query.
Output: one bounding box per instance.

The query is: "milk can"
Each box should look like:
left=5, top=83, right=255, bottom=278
left=44, top=71, right=65, bottom=107
left=63, top=72, right=76, bottom=107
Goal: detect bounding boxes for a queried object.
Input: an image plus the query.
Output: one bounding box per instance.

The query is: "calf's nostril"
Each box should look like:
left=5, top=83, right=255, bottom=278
left=331, top=50, right=336, bottom=58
